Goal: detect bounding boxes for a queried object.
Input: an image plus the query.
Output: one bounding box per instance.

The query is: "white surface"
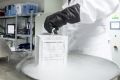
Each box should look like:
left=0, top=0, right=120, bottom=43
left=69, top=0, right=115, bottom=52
left=19, top=53, right=120, bottom=80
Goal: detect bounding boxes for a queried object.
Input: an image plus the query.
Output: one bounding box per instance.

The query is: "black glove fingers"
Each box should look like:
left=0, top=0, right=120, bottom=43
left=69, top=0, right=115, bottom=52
left=44, top=16, right=54, bottom=33
left=47, top=22, right=54, bottom=33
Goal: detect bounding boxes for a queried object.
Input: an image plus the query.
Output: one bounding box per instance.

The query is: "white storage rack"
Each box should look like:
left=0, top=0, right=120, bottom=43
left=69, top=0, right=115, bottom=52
left=0, top=12, right=36, bottom=53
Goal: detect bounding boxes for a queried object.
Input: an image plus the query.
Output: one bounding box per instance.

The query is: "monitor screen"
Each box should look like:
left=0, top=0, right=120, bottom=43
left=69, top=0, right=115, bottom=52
left=110, top=21, right=120, bottom=30
left=7, top=24, right=15, bottom=34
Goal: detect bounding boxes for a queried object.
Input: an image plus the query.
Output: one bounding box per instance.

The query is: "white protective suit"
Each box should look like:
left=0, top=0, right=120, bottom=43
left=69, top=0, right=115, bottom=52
left=61, top=0, right=120, bottom=60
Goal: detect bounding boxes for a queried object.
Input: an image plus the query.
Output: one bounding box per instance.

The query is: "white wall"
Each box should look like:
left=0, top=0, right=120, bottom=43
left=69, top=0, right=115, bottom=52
left=44, top=0, right=63, bottom=13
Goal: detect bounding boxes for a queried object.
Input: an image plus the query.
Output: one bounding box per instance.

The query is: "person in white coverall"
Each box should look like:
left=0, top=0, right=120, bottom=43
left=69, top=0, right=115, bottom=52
left=44, top=0, right=120, bottom=60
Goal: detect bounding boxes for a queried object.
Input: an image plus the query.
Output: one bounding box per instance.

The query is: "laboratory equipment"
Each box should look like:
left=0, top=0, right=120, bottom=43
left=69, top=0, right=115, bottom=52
left=5, top=3, right=39, bottom=16
left=3, top=24, right=15, bottom=38
left=7, top=24, right=15, bottom=35
left=17, top=34, right=68, bottom=80
left=18, top=43, right=34, bottom=50
left=17, top=50, right=120, bottom=80
left=17, top=34, right=120, bottom=80
left=15, top=3, right=39, bottom=16
left=0, top=9, right=5, bottom=16
left=5, top=4, right=16, bottom=16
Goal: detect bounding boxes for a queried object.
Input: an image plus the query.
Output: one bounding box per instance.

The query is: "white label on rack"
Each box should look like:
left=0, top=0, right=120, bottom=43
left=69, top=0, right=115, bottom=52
left=38, top=35, right=68, bottom=65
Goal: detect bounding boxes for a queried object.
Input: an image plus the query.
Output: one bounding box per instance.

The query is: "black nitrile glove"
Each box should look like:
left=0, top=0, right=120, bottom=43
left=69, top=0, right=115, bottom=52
left=44, top=4, right=80, bottom=33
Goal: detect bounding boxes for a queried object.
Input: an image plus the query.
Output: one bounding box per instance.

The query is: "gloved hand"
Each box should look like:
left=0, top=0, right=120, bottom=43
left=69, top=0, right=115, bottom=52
left=44, top=4, right=80, bottom=33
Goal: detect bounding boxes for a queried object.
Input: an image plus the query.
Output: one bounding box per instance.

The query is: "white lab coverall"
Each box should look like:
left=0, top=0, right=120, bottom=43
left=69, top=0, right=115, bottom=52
left=61, top=0, right=120, bottom=60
